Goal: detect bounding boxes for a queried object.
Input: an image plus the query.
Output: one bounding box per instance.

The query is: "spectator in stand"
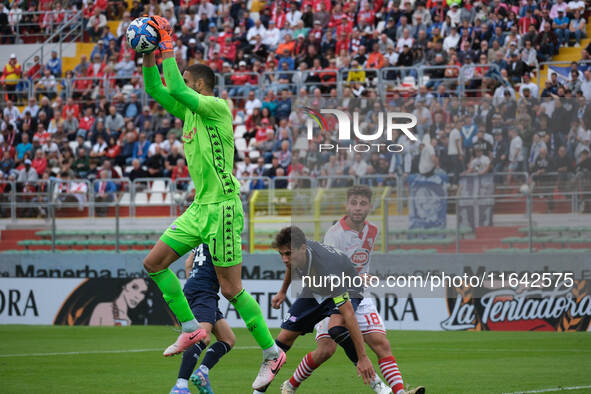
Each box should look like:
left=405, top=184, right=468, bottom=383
left=162, top=132, right=182, bottom=154
left=26, top=56, right=43, bottom=82
left=23, top=97, right=39, bottom=118
left=123, top=93, right=140, bottom=121
left=115, top=53, right=135, bottom=83
left=132, top=132, right=150, bottom=164
left=94, top=169, right=117, bottom=216
left=125, top=159, right=148, bottom=185
left=244, top=90, right=262, bottom=116
left=31, top=149, right=47, bottom=176
left=87, top=8, right=107, bottom=42
left=129, top=0, right=144, bottom=19
left=35, top=69, right=58, bottom=100
left=275, top=89, right=292, bottom=120
left=2, top=54, right=22, bottom=102
left=419, top=137, right=438, bottom=177
left=45, top=50, right=62, bottom=77
left=0, top=150, right=14, bottom=175
left=569, top=10, right=586, bottom=47
left=16, top=133, right=32, bottom=160
left=275, top=140, right=292, bottom=169
left=116, top=12, right=132, bottom=43
left=3, top=100, right=20, bottom=127
left=148, top=132, right=166, bottom=156
left=90, top=134, right=108, bottom=161
left=465, top=148, right=491, bottom=175
left=119, top=131, right=136, bottom=166
left=105, top=105, right=125, bottom=137
left=349, top=153, right=369, bottom=178
left=17, top=158, right=39, bottom=182
left=63, top=113, right=79, bottom=141
left=62, top=97, right=80, bottom=120
left=263, top=156, right=283, bottom=178
left=78, top=107, right=95, bottom=138
left=536, top=22, right=559, bottom=60
left=553, top=10, right=570, bottom=47
left=145, top=145, right=165, bottom=177
left=73, top=147, right=90, bottom=178
left=171, top=158, right=189, bottom=189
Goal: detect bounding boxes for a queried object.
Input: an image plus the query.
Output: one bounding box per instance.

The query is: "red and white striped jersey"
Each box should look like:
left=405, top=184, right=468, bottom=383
left=323, top=216, right=378, bottom=274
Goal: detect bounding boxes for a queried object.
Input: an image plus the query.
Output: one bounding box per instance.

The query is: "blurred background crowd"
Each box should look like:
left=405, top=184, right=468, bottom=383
left=1, top=0, right=591, bottom=207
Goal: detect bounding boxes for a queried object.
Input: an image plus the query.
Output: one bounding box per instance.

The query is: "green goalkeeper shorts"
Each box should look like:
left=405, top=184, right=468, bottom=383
left=160, top=195, right=243, bottom=267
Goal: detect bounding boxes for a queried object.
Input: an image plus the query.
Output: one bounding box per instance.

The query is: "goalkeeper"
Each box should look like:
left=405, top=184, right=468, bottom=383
left=141, top=15, right=285, bottom=390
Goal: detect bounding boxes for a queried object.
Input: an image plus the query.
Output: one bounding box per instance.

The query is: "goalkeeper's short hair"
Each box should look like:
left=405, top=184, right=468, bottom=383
left=186, top=63, right=215, bottom=91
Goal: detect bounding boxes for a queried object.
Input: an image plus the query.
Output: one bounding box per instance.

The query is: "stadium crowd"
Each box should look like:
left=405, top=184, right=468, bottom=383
left=1, top=0, right=591, bottom=213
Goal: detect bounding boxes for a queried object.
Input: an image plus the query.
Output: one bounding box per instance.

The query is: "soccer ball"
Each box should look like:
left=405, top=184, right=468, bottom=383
left=126, top=17, right=159, bottom=54
left=520, top=184, right=530, bottom=194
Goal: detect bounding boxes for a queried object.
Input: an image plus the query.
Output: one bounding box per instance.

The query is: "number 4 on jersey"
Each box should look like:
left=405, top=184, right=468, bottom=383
left=194, top=244, right=206, bottom=266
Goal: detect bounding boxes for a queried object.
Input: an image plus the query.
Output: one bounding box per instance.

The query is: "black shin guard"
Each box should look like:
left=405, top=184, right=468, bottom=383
left=328, top=326, right=358, bottom=364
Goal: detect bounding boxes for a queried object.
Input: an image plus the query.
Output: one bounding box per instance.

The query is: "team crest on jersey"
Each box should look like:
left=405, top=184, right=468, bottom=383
left=351, top=248, right=370, bottom=269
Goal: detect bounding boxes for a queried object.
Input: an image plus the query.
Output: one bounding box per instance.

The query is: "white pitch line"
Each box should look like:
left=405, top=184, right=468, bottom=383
left=0, top=346, right=263, bottom=358
left=1, top=345, right=588, bottom=358
left=503, top=385, right=591, bottom=394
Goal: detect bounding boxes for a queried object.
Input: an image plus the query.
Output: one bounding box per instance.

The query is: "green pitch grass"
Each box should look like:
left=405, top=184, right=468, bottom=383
left=0, top=326, right=590, bottom=393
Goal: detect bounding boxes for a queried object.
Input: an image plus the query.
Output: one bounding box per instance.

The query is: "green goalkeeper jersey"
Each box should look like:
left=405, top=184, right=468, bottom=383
left=143, top=57, right=239, bottom=204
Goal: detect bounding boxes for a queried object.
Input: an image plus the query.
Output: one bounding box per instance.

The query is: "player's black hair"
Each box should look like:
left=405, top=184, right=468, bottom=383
left=272, top=226, right=306, bottom=249
left=186, top=63, right=215, bottom=92
left=346, top=185, right=372, bottom=202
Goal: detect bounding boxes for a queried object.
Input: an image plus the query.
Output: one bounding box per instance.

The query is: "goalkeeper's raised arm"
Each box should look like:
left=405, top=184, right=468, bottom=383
left=147, top=15, right=221, bottom=118
left=141, top=51, right=186, bottom=120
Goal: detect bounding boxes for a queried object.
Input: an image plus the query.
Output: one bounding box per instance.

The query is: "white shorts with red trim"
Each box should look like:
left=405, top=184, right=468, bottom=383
left=314, top=298, right=385, bottom=341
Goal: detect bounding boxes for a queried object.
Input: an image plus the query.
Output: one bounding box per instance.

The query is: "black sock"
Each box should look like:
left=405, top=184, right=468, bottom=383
left=201, top=341, right=231, bottom=370
left=329, top=326, right=358, bottom=364
left=275, top=339, right=291, bottom=353
left=178, top=341, right=206, bottom=379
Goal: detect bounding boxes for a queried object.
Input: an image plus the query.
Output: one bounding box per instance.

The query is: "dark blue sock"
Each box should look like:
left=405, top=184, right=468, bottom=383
left=178, top=341, right=206, bottom=379
left=201, top=341, right=231, bottom=370
left=275, top=339, right=291, bottom=352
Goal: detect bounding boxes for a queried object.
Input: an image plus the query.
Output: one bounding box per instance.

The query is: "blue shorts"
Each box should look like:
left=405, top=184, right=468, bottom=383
left=280, top=297, right=362, bottom=334
left=185, top=291, right=224, bottom=325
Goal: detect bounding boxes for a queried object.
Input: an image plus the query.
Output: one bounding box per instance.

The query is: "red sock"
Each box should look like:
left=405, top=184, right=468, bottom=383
left=288, top=352, right=318, bottom=388
left=379, top=355, right=405, bottom=394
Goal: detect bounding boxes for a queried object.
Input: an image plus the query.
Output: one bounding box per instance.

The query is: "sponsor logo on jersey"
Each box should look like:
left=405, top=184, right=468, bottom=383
left=350, top=248, right=370, bottom=270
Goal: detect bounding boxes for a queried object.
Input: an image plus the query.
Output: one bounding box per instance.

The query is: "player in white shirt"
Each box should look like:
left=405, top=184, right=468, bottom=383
left=278, top=186, right=424, bottom=394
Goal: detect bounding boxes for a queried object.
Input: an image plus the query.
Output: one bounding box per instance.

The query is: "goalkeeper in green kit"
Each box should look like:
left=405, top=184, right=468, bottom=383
left=140, top=15, right=286, bottom=390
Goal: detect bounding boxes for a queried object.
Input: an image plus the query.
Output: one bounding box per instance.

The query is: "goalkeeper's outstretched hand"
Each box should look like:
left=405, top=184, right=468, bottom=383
left=147, top=15, right=173, bottom=54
